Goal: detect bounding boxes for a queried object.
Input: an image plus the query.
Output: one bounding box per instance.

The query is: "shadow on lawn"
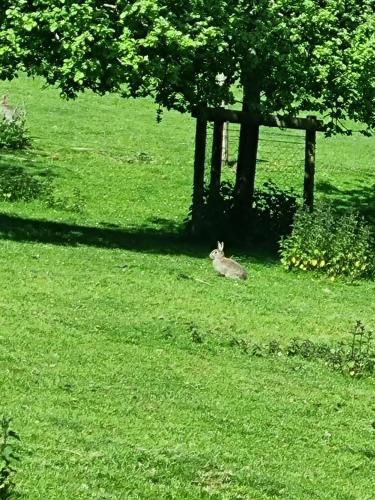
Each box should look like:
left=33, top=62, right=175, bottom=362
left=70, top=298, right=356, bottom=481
left=0, top=211, right=279, bottom=264
left=0, top=157, right=278, bottom=262
left=316, top=179, right=375, bottom=223
left=0, top=211, right=199, bottom=254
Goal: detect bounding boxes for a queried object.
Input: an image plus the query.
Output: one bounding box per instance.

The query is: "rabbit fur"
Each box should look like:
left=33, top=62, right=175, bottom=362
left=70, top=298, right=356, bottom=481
left=209, top=242, right=248, bottom=280
left=1, top=95, right=22, bottom=122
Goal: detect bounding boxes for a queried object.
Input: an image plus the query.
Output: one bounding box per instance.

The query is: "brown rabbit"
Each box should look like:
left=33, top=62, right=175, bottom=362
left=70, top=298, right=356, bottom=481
left=209, top=241, right=248, bottom=280
left=1, top=95, right=22, bottom=122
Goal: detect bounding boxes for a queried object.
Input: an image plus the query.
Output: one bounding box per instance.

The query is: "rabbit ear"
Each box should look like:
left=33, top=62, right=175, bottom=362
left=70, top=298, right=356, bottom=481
left=218, top=241, right=224, bottom=251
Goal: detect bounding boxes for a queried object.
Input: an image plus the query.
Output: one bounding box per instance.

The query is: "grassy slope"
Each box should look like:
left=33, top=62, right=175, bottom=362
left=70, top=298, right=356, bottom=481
left=0, top=77, right=375, bottom=499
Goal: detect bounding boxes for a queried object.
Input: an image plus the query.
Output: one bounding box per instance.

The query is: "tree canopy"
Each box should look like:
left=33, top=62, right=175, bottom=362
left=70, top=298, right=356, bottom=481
left=1, top=0, right=375, bottom=133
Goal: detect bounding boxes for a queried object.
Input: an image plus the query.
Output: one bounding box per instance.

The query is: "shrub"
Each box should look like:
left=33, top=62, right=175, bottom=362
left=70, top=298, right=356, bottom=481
left=0, top=116, right=31, bottom=150
left=0, top=166, right=52, bottom=202
left=251, top=181, right=298, bottom=244
left=280, top=202, right=375, bottom=280
left=185, top=180, right=298, bottom=249
left=45, top=187, right=86, bottom=213
left=0, top=416, right=20, bottom=499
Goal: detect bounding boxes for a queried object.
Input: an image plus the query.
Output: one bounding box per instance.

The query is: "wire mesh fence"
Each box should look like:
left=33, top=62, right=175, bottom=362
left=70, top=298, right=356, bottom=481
left=204, top=122, right=306, bottom=196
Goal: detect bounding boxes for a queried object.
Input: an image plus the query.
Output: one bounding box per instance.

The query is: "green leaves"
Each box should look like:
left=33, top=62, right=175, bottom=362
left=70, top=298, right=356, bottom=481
left=0, top=115, right=31, bottom=150
left=0, top=0, right=375, bottom=132
left=280, top=202, right=375, bottom=280
left=0, top=416, right=21, bottom=499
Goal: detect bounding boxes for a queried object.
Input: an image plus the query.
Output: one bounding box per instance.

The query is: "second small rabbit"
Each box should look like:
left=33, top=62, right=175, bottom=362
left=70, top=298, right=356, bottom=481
left=209, top=241, right=248, bottom=280
left=1, top=95, right=22, bottom=122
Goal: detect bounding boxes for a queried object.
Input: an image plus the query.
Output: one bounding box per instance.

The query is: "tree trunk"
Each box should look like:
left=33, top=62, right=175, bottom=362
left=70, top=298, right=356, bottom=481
left=234, top=84, right=261, bottom=219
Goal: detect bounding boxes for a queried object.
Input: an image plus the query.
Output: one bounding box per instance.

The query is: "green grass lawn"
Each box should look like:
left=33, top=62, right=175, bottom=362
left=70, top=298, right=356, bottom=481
left=1, top=76, right=375, bottom=499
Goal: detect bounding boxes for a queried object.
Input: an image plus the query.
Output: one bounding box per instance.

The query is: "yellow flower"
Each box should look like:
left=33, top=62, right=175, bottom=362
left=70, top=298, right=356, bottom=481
left=311, top=259, right=318, bottom=267
left=319, top=260, right=325, bottom=267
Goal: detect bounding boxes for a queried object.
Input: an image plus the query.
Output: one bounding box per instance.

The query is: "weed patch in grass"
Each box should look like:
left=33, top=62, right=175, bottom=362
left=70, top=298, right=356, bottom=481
left=0, top=165, right=52, bottom=202
left=45, top=187, right=86, bottom=214
left=0, top=417, right=20, bottom=499
left=229, top=321, right=375, bottom=378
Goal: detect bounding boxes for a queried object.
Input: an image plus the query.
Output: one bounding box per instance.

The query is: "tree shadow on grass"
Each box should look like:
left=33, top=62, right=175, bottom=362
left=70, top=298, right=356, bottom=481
left=0, top=211, right=279, bottom=264
left=0, top=156, right=279, bottom=262
left=0, top=211, right=207, bottom=257
left=316, top=179, right=375, bottom=224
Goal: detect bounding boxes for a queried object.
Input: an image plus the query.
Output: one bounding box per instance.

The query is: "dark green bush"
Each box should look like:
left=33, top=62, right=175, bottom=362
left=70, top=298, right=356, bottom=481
left=0, top=166, right=52, bottom=202
left=0, top=166, right=86, bottom=213
left=0, top=416, right=20, bottom=499
left=280, top=202, right=375, bottom=280
left=185, top=180, right=298, bottom=249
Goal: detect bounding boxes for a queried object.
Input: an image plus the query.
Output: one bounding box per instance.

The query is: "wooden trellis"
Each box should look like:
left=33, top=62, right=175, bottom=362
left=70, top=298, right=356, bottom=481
left=191, top=106, right=325, bottom=232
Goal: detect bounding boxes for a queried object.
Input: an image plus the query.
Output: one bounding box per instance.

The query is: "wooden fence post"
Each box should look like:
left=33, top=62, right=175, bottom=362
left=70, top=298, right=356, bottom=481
left=209, top=120, right=224, bottom=198
left=191, top=110, right=207, bottom=234
left=221, top=121, right=229, bottom=166
left=304, top=116, right=316, bottom=210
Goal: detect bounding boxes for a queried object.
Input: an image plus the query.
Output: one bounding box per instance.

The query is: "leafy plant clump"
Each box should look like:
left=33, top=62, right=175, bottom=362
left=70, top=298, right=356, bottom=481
left=280, top=202, right=375, bottom=280
left=0, top=166, right=52, bottom=202
left=185, top=180, right=298, bottom=249
left=45, top=187, right=86, bottom=213
left=0, top=167, right=86, bottom=212
left=0, top=115, right=31, bottom=150
left=0, top=417, right=20, bottom=499
left=230, top=321, right=375, bottom=378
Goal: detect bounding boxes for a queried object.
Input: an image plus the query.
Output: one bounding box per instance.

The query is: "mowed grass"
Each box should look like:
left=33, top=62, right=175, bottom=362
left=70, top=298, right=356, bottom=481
left=1, top=76, right=375, bottom=499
